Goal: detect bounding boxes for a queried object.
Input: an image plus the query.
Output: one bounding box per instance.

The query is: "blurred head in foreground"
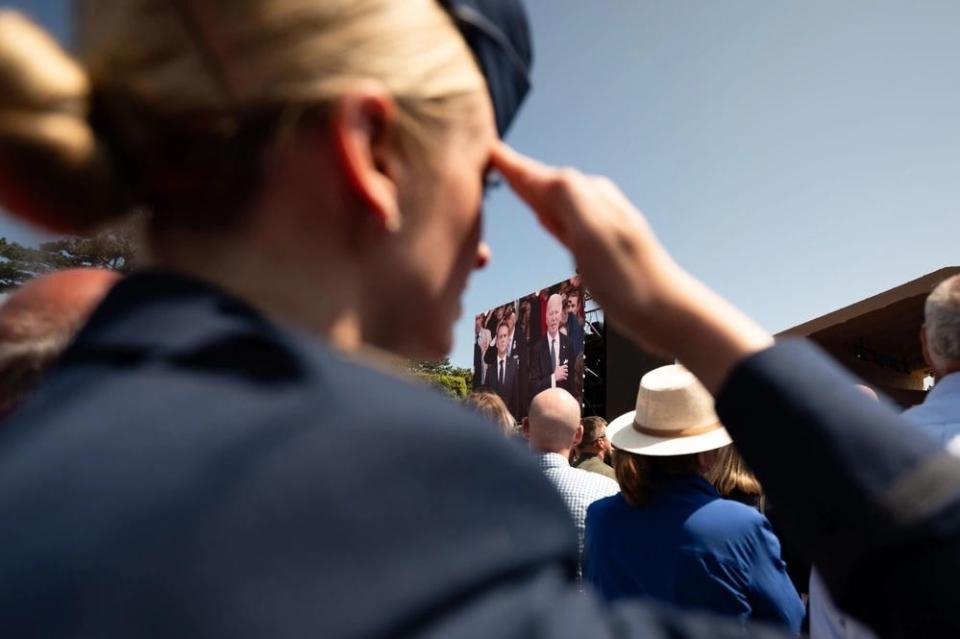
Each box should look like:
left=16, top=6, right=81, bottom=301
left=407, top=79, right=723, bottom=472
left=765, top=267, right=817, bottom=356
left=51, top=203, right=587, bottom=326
left=0, top=268, right=119, bottom=416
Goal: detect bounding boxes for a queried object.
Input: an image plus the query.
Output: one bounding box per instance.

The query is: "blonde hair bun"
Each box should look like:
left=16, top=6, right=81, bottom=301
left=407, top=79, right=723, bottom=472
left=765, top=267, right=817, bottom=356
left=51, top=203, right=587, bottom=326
left=0, top=11, right=121, bottom=233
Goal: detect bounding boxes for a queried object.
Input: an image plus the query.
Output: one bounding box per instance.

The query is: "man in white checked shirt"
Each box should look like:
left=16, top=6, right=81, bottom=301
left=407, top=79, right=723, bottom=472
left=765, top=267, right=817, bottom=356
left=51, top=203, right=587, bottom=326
left=523, top=388, right=619, bottom=571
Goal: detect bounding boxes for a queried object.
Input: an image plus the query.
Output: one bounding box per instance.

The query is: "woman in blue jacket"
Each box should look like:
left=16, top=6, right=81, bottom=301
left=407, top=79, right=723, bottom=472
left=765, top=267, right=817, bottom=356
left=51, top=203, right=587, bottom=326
left=585, top=364, right=804, bottom=632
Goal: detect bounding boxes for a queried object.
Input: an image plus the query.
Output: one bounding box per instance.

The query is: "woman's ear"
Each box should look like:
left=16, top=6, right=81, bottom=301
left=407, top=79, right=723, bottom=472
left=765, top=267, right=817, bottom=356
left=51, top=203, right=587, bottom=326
left=329, top=81, right=402, bottom=233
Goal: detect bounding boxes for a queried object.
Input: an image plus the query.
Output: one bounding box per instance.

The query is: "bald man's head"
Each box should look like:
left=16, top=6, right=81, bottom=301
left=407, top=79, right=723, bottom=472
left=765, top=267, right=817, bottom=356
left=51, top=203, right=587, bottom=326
left=525, top=388, right=582, bottom=455
left=0, top=268, right=119, bottom=414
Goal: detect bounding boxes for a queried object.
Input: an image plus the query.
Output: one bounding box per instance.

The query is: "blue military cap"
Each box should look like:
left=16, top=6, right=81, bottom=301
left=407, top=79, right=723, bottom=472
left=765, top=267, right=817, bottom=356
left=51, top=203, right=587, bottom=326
left=439, top=0, right=533, bottom=135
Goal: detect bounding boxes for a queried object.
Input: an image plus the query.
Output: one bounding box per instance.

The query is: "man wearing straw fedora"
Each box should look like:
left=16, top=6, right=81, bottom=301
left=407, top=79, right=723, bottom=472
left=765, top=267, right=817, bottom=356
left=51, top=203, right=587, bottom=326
left=583, top=365, right=804, bottom=632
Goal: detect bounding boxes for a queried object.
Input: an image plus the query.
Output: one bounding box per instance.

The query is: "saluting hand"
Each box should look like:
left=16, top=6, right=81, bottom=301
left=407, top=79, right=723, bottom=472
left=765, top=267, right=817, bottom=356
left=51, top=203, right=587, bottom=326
left=491, top=142, right=773, bottom=393
left=491, top=142, right=682, bottom=354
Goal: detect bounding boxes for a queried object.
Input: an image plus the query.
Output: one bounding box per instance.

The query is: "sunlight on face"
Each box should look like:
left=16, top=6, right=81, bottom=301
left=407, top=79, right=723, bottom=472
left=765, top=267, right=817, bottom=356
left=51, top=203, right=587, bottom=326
left=375, top=90, right=497, bottom=359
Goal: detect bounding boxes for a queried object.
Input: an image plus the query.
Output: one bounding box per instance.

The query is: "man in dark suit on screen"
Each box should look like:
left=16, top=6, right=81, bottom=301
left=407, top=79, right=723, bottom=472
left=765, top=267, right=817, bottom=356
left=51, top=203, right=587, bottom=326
left=490, top=322, right=521, bottom=418
left=529, top=294, right=574, bottom=398
left=501, top=304, right=530, bottom=416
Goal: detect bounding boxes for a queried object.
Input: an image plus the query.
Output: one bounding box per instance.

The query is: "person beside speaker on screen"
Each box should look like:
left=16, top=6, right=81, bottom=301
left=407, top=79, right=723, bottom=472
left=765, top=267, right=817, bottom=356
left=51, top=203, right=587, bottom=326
left=518, top=297, right=533, bottom=344
left=485, top=304, right=505, bottom=338
left=503, top=303, right=532, bottom=413
left=488, top=321, right=521, bottom=418
left=564, top=285, right=585, bottom=359
left=503, top=303, right=520, bottom=357
left=473, top=326, right=493, bottom=389
left=530, top=293, right=574, bottom=396
left=473, top=313, right=485, bottom=387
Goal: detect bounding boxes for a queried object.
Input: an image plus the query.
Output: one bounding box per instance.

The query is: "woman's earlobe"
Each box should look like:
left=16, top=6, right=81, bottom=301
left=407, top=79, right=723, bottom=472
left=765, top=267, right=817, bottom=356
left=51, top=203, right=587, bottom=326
left=382, top=199, right=402, bottom=232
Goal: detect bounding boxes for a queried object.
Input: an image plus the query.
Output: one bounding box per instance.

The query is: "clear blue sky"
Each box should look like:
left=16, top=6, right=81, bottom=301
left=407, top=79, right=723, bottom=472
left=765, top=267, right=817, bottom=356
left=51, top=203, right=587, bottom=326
left=5, top=1, right=959, bottom=369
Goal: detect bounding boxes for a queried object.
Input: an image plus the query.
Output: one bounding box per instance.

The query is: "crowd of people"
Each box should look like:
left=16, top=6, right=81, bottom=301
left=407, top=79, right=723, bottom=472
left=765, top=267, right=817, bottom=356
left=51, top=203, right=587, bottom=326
left=1, top=1, right=959, bottom=637
left=465, top=270, right=960, bottom=637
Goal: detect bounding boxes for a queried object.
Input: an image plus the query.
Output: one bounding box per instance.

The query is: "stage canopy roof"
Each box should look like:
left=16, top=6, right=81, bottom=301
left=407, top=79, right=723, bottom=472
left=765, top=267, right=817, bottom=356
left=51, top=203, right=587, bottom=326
left=777, top=266, right=960, bottom=405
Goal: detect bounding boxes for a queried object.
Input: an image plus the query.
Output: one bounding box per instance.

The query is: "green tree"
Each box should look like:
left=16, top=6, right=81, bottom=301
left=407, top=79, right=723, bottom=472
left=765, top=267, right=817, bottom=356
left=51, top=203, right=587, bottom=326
left=0, top=223, right=138, bottom=292
left=409, top=358, right=474, bottom=399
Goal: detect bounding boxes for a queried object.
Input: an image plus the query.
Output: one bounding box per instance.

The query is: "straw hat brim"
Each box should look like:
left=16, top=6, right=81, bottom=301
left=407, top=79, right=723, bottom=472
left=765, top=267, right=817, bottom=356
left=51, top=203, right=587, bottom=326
left=608, top=410, right=733, bottom=457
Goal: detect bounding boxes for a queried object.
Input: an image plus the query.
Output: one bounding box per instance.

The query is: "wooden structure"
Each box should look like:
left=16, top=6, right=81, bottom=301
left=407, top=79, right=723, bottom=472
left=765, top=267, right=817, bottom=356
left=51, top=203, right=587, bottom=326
left=777, top=267, right=960, bottom=407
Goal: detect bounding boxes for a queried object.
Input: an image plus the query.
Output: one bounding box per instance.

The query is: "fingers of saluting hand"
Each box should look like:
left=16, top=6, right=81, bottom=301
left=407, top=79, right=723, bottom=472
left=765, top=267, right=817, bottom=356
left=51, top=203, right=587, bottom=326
left=490, top=142, right=555, bottom=202
left=491, top=142, right=674, bottom=345
left=491, top=142, right=644, bottom=252
left=491, top=141, right=586, bottom=247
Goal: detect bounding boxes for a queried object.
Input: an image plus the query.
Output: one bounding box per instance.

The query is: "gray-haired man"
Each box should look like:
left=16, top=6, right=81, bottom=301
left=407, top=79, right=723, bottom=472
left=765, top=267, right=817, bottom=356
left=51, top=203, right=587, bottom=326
left=904, top=273, right=960, bottom=451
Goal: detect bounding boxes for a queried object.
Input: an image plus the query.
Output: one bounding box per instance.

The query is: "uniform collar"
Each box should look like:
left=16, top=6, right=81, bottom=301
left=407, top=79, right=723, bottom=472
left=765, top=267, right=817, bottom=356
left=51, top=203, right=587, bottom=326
left=64, top=270, right=307, bottom=384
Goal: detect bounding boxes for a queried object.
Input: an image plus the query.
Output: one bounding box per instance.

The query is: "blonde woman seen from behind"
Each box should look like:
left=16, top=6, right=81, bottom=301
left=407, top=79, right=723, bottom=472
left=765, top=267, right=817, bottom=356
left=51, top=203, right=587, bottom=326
left=708, top=444, right=763, bottom=510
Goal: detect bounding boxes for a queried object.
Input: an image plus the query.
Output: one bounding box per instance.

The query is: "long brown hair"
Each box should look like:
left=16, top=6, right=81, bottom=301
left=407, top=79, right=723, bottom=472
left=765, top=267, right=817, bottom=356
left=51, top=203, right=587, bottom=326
left=707, top=445, right=762, bottom=499
left=613, top=449, right=700, bottom=507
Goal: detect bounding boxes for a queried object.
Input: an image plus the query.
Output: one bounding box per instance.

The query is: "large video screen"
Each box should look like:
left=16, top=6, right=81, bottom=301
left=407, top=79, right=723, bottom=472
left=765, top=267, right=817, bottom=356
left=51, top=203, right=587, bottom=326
left=472, top=276, right=585, bottom=423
